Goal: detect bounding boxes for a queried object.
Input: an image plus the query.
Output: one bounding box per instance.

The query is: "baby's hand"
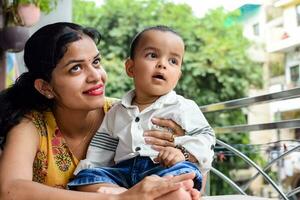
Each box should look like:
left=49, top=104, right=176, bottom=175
left=154, top=146, right=185, bottom=167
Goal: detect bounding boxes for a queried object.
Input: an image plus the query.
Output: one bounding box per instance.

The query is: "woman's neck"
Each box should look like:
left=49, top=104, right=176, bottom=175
left=51, top=107, right=104, bottom=160
left=52, top=107, right=104, bottom=138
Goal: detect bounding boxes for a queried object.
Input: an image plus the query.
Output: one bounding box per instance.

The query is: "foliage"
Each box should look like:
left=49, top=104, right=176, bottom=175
left=8, top=0, right=57, bottom=13
left=17, top=0, right=57, bottom=13
left=2, top=0, right=57, bottom=27
left=73, top=0, right=263, bottom=195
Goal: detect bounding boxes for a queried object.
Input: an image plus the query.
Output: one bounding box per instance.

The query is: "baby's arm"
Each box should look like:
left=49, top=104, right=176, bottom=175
left=154, top=146, right=185, bottom=167
left=174, top=100, right=216, bottom=174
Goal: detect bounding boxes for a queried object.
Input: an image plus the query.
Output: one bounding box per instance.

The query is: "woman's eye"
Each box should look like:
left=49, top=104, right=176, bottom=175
left=69, top=65, right=81, bottom=73
left=169, top=58, right=178, bottom=65
left=93, top=58, right=101, bottom=66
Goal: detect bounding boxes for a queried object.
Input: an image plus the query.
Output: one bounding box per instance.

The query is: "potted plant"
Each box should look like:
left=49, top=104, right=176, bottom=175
left=3, top=0, right=58, bottom=27
left=16, top=0, right=59, bottom=16
left=17, top=2, right=41, bottom=27
left=0, top=0, right=57, bottom=52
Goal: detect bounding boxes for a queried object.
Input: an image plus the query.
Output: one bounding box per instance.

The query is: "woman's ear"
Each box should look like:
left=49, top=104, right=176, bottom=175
left=125, top=58, right=134, bottom=78
left=34, top=79, right=54, bottom=99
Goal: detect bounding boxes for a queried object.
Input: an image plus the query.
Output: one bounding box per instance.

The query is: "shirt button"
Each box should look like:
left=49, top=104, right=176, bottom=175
left=135, top=147, right=141, bottom=151
left=135, top=117, right=140, bottom=122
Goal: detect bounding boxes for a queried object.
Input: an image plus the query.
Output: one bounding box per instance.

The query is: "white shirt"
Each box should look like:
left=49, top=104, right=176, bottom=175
left=75, top=90, right=215, bottom=174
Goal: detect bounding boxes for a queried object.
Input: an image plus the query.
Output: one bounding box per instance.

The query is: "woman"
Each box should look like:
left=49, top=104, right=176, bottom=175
left=0, top=22, right=199, bottom=200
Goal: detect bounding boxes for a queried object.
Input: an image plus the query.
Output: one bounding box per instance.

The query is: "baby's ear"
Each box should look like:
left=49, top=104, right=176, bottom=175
left=125, top=58, right=134, bottom=77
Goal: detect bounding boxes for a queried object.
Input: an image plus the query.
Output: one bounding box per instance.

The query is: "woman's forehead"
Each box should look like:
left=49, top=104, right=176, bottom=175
left=56, top=37, right=99, bottom=67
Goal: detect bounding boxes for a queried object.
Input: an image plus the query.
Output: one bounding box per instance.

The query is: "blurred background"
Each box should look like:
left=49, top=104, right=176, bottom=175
left=1, top=0, right=300, bottom=198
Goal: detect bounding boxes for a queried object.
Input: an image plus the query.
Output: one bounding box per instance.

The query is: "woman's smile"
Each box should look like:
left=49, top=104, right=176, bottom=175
left=83, top=84, right=105, bottom=96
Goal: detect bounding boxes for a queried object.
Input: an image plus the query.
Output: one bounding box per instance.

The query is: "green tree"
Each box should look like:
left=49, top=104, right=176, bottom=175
left=73, top=0, right=263, bottom=195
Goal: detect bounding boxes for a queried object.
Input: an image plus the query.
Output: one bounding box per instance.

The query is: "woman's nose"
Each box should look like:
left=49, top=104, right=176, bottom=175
left=86, top=66, right=101, bottom=83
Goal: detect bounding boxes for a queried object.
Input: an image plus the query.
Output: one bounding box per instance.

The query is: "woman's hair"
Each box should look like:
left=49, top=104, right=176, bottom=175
left=0, top=22, right=101, bottom=147
left=129, top=25, right=182, bottom=59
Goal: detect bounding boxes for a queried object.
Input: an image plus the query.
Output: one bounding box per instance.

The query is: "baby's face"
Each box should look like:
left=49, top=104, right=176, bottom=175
left=129, top=30, right=184, bottom=98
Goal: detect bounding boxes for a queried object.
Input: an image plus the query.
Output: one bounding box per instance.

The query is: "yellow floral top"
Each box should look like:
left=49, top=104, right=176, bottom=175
left=31, top=98, right=117, bottom=189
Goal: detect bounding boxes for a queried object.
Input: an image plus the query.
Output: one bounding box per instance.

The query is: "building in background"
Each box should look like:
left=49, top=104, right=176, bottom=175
left=233, top=0, right=300, bottom=197
left=265, top=0, right=300, bottom=197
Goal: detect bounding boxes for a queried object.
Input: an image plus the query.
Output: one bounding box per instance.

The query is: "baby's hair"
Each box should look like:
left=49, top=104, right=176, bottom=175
left=129, top=25, right=182, bottom=59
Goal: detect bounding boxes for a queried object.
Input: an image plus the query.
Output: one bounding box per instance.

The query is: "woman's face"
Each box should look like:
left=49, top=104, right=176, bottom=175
left=50, top=35, right=107, bottom=111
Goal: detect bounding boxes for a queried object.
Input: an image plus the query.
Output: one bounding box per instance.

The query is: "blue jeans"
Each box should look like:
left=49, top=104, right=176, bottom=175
left=68, top=156, right=202, bottom=190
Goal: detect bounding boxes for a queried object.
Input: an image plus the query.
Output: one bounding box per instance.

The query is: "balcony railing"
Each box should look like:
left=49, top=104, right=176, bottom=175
left=201, top=87, right=300, bottom=199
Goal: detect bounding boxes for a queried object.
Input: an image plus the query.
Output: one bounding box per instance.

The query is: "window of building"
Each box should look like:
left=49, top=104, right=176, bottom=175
left=253, top=23, right=259, bottom=36
left=296, top=4, right=300, bottom=26
left=295, top=128, right=300, bottom=140
left=290, top=65, right=300, bottom=84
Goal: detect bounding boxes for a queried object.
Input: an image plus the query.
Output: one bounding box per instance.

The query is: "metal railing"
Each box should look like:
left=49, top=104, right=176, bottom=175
left=200, top=87, right=300, bottom=199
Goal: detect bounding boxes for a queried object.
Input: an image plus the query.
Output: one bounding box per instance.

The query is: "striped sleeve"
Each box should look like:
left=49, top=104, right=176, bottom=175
left=187, top=125, right=215, bottom=137
left=90, top=131, right=119, bottom=152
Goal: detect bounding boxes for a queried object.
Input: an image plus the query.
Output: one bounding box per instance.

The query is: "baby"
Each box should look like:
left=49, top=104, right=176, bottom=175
left=68, top=25, right=215, bottom=198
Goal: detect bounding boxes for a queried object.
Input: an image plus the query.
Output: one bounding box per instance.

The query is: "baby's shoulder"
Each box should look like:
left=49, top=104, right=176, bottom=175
left=175, top=95, right=199, bottom=110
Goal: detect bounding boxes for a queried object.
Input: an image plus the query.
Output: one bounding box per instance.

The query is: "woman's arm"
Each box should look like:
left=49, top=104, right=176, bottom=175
left=0, top=119, right=195, bottom=200
left=0, top=119, right=116, bottom=200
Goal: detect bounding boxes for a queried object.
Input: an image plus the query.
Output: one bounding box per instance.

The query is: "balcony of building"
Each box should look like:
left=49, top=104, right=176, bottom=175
left=274, top=0, right=300, bottom=8
left=266, top=21, right=300, bottom=53
left=265, top=0, right=300, bottom=52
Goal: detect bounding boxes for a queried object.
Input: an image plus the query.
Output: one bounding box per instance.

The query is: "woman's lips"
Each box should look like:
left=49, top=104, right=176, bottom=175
left=83, top=84, right=104, bottom=96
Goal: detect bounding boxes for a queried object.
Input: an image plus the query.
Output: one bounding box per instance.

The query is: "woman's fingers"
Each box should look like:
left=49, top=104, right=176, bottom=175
left=144, top=130, right=174, bottom=142
left=151, top=118, right=185, bottom=136
left=171, top=172, right=196, bottom=183
left=151, top=145, right=164, bottom=151
left=163, top=175, right=174, bottom=180
left=191, top=188, right=201, bottom=200
left=121, top=175, right=182, bottom=200
left=145, top=135, right=175, bottom=147
left=142, top=176, right=182, bottom=198
left=121, top=173, right=196, bottom=200
left=149, top=181, right=181, bottom=199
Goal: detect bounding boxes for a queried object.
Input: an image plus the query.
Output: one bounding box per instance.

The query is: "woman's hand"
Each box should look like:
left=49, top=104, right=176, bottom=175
left=144, top=117, right=198, bottom=164
left=118, top=173, right=197, bottom=200
left=144, top=118, right=184, bottom=148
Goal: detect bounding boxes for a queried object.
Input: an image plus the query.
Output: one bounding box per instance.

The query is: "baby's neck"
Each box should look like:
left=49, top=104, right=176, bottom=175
left=132, top=96, right=158, bottom=112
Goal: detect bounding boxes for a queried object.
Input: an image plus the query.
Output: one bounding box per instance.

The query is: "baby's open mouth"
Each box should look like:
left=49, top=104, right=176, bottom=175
left=153, top=74, right=165, bottom=80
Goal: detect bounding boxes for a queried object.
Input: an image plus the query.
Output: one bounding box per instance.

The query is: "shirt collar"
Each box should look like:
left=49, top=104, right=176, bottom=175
left=121, top=89, right=178, bottom=108
left=121, top=89, right=136, bottom=108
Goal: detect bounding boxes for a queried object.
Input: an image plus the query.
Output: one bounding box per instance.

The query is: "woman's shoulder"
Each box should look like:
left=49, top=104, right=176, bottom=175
left=27, top=111, right=49, bottom=135
left=5, top=116, right=40, bottom=148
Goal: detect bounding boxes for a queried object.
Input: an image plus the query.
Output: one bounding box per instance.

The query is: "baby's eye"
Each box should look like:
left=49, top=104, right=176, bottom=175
left=169, top=58, right=178, bottom=65
left=146, top=52, right=157, bottom=59
left=69, top=65, right=82, bottom=73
